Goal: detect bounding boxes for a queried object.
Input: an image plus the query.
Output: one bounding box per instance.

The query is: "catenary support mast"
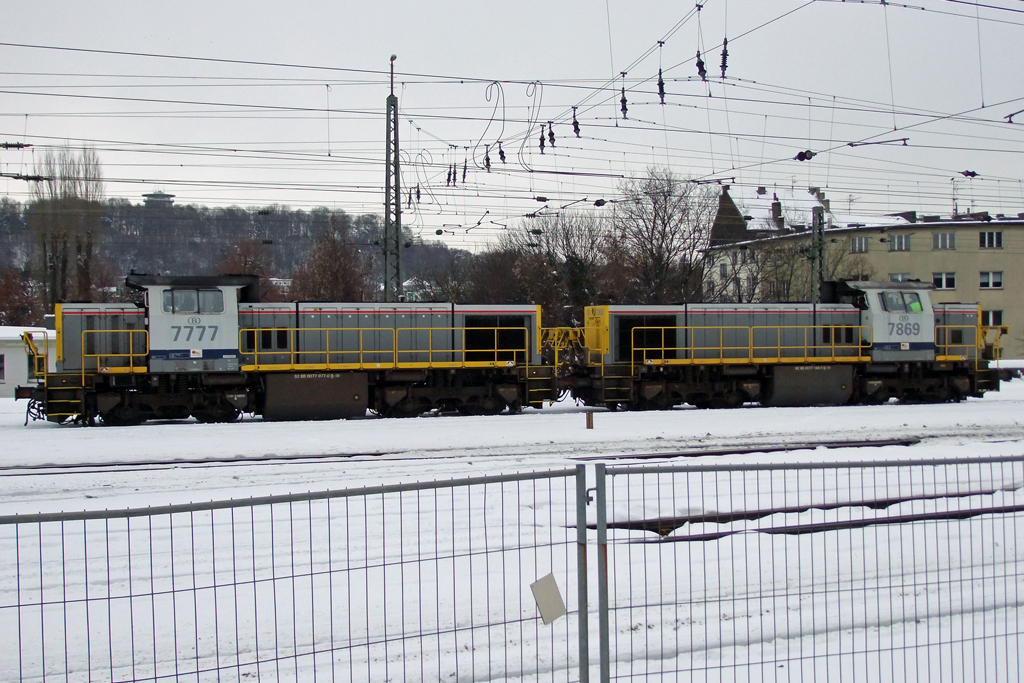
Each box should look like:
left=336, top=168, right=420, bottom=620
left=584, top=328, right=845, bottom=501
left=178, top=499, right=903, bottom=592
left=383, top=55, right=402, bottom=302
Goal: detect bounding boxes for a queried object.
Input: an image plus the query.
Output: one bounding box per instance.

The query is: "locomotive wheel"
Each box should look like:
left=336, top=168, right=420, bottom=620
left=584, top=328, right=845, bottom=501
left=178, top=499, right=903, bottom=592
left=193, top=403, right=241, bottom=424
left=387, top=398, right=429, bottom=418
left=101, top=405, right=146, bottom=426
left=456, top=396, right=507, bottom=416
left=709, top=392, right=744, bottom=409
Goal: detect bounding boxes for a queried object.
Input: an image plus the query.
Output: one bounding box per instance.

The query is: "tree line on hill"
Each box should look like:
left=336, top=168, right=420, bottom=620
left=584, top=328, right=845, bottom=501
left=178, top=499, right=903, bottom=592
left=1, top=147, right=851, bottom=331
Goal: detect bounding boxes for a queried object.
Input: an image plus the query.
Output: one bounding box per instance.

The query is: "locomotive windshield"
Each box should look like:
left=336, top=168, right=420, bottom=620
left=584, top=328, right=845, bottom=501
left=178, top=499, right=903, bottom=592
left=162, top=289, right=224, bottom=314
left=878, top=291, right=923, bottom=313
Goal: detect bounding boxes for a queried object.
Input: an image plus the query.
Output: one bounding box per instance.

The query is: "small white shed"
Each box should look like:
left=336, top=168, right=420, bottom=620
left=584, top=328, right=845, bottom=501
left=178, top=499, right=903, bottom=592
left=0, top=327, right=57, bottom=398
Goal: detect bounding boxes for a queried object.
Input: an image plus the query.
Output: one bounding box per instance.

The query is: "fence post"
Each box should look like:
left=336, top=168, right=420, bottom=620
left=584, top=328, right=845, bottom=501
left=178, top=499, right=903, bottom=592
left=575, top=464, right=590, bottom=683
left=595, top=463, right=610, bottom=683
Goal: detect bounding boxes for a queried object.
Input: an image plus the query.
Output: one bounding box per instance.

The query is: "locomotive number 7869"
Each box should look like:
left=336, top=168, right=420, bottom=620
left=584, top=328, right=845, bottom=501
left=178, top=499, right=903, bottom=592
left=888, top=322, right=920, bottom=336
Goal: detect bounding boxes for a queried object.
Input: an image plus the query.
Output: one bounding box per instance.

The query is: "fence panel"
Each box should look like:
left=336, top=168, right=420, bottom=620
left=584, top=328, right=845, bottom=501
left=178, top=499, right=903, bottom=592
left=596, top=457, right=1024, bottom=682
left=0, top=469, right=586, bottom=683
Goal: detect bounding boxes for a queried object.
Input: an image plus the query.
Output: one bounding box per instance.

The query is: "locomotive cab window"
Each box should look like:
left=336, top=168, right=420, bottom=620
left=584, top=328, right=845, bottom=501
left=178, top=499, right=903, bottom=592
left=879, top=291, right=923, bottom=313
left=162, top=289, right=224, bottom=314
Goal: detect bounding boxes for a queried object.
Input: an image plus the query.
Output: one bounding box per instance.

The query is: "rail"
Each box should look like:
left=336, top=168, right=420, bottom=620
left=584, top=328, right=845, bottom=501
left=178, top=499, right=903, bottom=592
left=628, top=324, right=874, bottom=368
left=238, top=325, right=531, bottom=372
left=933, top=323, right=983, bottom=361
left=20, top=330, right=48, bottom=377
left=80, top=329, right=149, bottom=384
left=979, top=323, right=1008, bottom=361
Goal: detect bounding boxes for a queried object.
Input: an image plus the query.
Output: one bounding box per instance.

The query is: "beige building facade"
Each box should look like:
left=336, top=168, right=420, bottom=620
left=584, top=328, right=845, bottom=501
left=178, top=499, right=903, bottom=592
left=709, top=216, right=1024, bottom=358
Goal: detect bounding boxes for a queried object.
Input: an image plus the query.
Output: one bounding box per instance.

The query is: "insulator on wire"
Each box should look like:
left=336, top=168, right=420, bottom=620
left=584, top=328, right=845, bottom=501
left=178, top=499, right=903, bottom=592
left=572, top=107, right=581, bottom=138
left=446, top=167, right=452, bottom=186
left=720, top=38, right=728, bottom=79
left=696, top=51, right=707, bottom=81
left=620, top=87, right=628, bottom=120
left=548, top=122, right=555, bottom=147
left=539, top=128, right=545, bottom=154
left=462, top=159, right=467, bottom=183
left=658, top=69, right=666, bottom=105
left=498, top=142, right=506, bottom=163
left=484, top=146, right=491, bottom=172
left=416, top=184, right=421, bottom=201
left=407, top=188, right=413, bottom=209
left=451, top=164, right=457, bottom=186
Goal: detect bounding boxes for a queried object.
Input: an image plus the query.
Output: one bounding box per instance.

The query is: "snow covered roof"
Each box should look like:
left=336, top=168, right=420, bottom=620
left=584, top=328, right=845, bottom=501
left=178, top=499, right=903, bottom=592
left=0, top=326, right=48, bottom=342
left=726, top=184, right=910, bottom=232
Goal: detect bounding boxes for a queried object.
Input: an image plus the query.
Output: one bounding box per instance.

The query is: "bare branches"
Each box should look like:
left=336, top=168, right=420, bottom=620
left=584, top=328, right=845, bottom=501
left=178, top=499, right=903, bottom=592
left=28, top=145, right=105, bottom=307
left=611, top=168, right=720, bottom=303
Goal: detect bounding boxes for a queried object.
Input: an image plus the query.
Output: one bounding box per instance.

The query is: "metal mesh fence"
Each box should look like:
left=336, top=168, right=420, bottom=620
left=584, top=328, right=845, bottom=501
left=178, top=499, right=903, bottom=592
left=595, top=456, right=1024, bottom=682
left=0, top=469, right=586, bottom=683
left=4, top=456, right=1022, bottom=682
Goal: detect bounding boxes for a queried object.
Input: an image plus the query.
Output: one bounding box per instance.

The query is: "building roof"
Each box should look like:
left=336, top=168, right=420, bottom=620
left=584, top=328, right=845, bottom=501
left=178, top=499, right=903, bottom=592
left=0, top=326, right=47, bottom=342
left=726, top=184, right=910, bottom=232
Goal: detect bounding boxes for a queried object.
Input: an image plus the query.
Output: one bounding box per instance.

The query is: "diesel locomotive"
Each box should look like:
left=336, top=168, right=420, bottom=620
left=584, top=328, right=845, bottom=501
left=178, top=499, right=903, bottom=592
left=559, top=281, right=998, bottom=410
left=15, top=275, right=1001, bottom=424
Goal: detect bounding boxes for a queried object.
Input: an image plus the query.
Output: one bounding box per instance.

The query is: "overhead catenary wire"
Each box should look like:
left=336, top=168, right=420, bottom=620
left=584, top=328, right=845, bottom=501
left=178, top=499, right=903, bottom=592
left=0, top=2, right=1022, bottom=247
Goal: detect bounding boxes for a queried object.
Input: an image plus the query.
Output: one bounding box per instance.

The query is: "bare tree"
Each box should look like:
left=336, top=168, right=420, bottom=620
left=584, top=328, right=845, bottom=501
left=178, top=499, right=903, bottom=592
left=290, top=212, right=372, bottom=301
left=417, top=249, right=473, bottom=302
left=611, top=168, right=719, bottom=303
left=217, top=238, right=283, bottom=301
left=28, top=146, right=104, bottom=307
left=740, top=234, right=874, bottom=302
left=0, top=267, right=43, bottom=326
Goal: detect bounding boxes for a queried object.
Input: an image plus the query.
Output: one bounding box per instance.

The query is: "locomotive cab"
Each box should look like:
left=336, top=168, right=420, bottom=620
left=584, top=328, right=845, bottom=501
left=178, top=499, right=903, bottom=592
left=126, top=274, right=260, bottom=373
left=845, top=281, right=935, bottom=362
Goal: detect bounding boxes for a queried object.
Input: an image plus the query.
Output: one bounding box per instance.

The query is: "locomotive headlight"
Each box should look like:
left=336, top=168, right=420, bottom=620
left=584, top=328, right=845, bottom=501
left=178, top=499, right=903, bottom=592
left=506, top=361, right=516, bottom=368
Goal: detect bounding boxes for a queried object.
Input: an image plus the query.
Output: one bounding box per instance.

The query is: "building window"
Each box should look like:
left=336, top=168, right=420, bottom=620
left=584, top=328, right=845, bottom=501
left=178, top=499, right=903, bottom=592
left=719, top=263, right=728, bottom=279
left=851, top=236, right=870, bottom=254
left=888, top=234, right=910, bottom=252
left=0, top=353, right=5, bottom=382
left=980, top=231, right=1002, bottom=249
left=889, top=273, right=912, bottom=282
left=932, top=232, right=955, bottom=250
left=981, top=310, right=1003, bottom=326
left=932, top=272, right=956, bottom=290
left=980, top=271, right=1003, bottom=289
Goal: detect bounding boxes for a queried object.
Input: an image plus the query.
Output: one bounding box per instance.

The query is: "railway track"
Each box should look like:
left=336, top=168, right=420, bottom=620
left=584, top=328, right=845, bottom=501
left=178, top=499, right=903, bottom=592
left=573, top=437, right=921, bottom=461
left=0, top=436, right=926, bottom=478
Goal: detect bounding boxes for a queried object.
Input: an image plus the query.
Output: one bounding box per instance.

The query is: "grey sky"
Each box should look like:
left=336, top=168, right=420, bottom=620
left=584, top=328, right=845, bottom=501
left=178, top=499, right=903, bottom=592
left=1, top=0, right=1023, bottom=249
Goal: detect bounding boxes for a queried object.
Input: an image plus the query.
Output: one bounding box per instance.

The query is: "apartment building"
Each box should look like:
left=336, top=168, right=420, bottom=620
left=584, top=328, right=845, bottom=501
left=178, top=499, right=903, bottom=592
left=708, top=187, right=1022, bottom=357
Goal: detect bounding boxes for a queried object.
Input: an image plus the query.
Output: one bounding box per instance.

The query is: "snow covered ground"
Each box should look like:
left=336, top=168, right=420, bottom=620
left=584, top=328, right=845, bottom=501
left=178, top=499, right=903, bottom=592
left=1, top=381, right=1022, bottom=681
left=3, top=378, right=1024, bottom=515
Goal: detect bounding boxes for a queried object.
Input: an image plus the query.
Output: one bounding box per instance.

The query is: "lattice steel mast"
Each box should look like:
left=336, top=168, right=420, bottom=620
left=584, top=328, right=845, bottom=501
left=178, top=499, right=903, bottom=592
left=383, top=55, right=403, bottom=302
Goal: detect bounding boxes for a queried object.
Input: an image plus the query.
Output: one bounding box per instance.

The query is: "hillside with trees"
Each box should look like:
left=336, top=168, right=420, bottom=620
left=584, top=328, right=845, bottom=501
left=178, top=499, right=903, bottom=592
left=2, top=157, right=744, bottom=329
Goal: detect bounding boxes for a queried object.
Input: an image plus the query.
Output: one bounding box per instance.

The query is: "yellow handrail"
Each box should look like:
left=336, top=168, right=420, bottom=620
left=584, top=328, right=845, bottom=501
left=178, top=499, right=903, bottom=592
left=238, top=326, right=532, bottom=372
left=21, top=330, right=49, bottom=378
left=80, top=329, right=150, bottom=386
left=628, top=325, right=874, bottom=369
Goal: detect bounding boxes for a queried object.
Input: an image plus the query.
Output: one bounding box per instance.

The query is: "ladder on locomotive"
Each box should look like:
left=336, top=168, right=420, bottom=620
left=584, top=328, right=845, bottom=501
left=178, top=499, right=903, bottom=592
left=22, top=332, right=88, bottom=423
left=601, top=364, right=634, bottom=404
left=525, top=365, right=557, bottom=408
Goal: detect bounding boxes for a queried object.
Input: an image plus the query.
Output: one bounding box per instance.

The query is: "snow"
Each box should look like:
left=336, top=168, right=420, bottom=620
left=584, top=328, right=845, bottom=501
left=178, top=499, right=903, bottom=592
left=0, top=326, right=48, bottom=342
left=2, top=381, right=1024, bottom=514
left=0, top=381, right=1022, bottom=681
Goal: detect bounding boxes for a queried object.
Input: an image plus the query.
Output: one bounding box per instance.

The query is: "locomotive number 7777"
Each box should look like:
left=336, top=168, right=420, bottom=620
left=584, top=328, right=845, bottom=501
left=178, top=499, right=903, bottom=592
left=171, top=325, right=219, bottom=342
